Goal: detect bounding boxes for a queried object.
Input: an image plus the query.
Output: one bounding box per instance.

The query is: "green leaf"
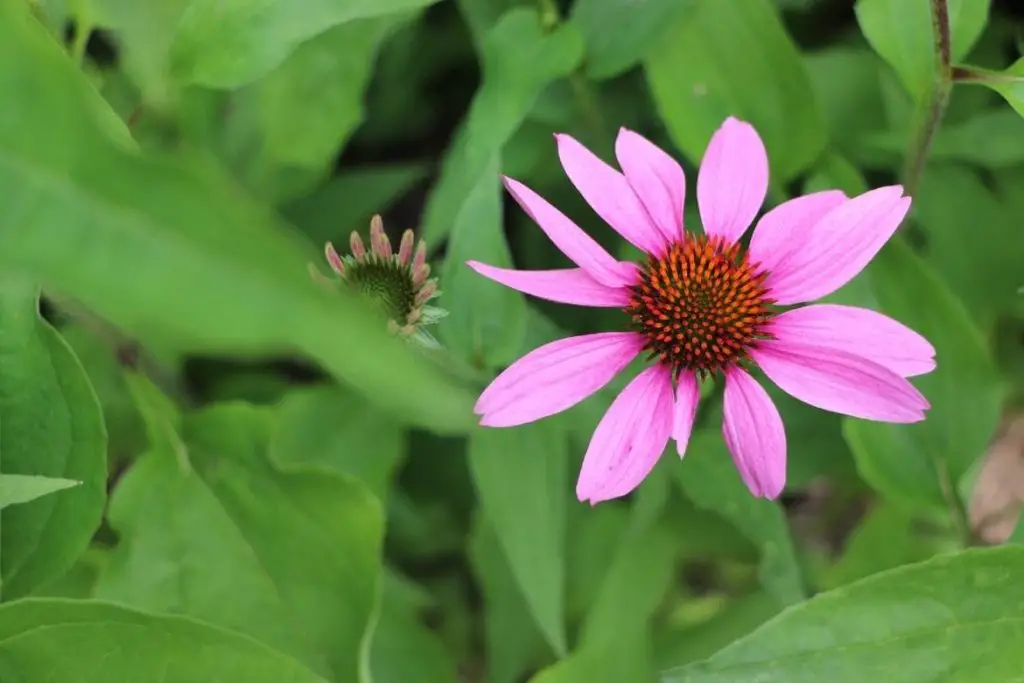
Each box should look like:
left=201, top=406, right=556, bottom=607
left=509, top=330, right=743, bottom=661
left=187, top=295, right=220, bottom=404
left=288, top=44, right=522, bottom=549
left=439, top=159, right=527, bottom=368
left=168, top=0, right=444, bottom=88
left=804, top=47, right=888, bottom=149
left=0, top=279, right=106, bottom=599
left=529, top=630, right=655, bottom=683
left=854, top=0, right=991, bottom=99
left=676, top=427, right=805, bottom=607
left=0, top=475, right=80, bottom=510
left=645, top=0, right=826, bottom=181
left=421, top=7, right=584, bottom=244
left=861, top=109, right=1024, bottom=168
left=95, top=403, right=384, bottom=682
left=665, top=546, right=1024, bottom=683
left=468, top=421, right=570, bottom=656
left=570, top=0, right=694, bottom=80
left=0, top=598, right=328, bottom=682
left=845, top=239, right=1004, bottom=513
left=272, top=385, right=405, bottom=500
left=0, top=1, right=476, bottom=434
left=961, top=58, right=1024, bottom=119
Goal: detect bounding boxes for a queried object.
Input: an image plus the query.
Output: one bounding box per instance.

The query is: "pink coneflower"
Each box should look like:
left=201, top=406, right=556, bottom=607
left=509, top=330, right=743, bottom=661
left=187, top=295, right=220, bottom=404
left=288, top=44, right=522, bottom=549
left=468, top=117, right=935, bottom=503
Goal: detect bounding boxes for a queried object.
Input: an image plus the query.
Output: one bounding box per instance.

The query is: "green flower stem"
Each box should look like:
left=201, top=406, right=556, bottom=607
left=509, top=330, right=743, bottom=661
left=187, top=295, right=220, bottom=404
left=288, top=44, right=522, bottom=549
left=901, top=0, right=952, bottom=198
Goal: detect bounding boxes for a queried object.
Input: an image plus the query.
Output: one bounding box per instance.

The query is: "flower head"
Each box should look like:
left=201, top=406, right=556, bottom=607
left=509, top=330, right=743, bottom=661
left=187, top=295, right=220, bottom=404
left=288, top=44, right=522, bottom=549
left=469, top=117, right=935, bottom=503
left=320, top=215, right=446, bottom=348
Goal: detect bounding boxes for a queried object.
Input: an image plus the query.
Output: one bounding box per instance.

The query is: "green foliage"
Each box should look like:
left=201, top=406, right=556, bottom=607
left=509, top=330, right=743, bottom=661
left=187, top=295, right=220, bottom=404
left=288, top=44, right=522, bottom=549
left=2, top=0, right=1024, bottom=680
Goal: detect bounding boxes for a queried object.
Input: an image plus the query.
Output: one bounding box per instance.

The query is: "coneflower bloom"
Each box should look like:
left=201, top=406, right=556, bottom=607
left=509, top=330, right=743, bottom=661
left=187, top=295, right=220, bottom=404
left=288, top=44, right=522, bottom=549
left=468, top=117, right=934, bottom=502
left=319, top=215, right=447, bottom=348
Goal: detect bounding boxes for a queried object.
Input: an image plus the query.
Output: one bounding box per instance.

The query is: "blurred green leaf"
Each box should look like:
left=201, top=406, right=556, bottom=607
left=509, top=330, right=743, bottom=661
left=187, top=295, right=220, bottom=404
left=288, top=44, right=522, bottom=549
left=469, top=421, right=570, bottom=656
left=422, top=7, right=584, bottom=244
left=676, top=427, right=805, bottom=607
left=961, top=58, right=1024, bottom=119
left=645, top=0, right=826, bottom=181
left=30, top=548, right=106, bottom=600
left=96, top=402, right=384, bottom=682
left=846, top=239, right=1004, bottom=513
left=862, top=109, right=1024, bottom=168
left=854, top=0, right=991, bottom=99
left=0, top=2, right=476, bottom=434
left=804, top=47, right=888, bottom=148
left=571, top=0, right=694, bottom=80
left=564, top=503, right=631, bottom=623
left=665, top=546, right=1024, bottom=683
left=0, top=475, right=80, bottom=510
left=529, top=630, right=655, bottom=683
left=272, top=385, right=405, bottom=500
left=0, top=278, right=106, bottom=600
left=167, top=0, right=443, bottom=88
left=0, top=599, right=328, bottom=682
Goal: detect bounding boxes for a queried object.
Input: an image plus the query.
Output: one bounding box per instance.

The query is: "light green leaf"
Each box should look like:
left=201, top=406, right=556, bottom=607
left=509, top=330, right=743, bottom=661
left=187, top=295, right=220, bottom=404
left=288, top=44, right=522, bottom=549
left=665, top=546, right=1024, bottom=683
left=645, top=0, right=826, bottom=181
left=421, top=7, right=584, bottom=243
left=469, top=421, right=569, bottom=656
left=846, top=239, right=1004, bottom=513
left=676, top=427, right=805, bottom=607
left=0, top=598, right=328, bottom=682
left=529, top=630, right=655, bottom=683
left=439, top=159, right=527, bottom=368
left=168, top=0, right=444, bottom=88
left=95, top=402, right=384, bottom=682
left=960, top=58, right=1024, bottom=119
left=0, top=278, right=106, bottom=600
left=804, top=47, right=888, bottom=148
left=570, top=0, right=694, bottom=80
left=854, top=0, right=991, bottom=99
left=0, top=475, right=80, bottom=510
left=0, top=1, right=476, bottom=434
left=272, top=385, right=405, bottom=500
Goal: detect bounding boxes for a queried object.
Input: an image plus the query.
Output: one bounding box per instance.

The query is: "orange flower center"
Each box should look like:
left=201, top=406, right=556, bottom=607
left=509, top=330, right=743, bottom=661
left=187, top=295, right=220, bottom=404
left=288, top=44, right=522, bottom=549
left=625, top=234, right=776, bottom=377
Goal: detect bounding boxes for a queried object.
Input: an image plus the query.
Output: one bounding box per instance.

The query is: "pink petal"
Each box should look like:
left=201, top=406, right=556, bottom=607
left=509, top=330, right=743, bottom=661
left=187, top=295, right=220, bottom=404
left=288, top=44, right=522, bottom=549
left=768, top=186, right=911, bottom=305
left=747, top=190, right=847, bottom=275
left=555, top=133, right=667, bottom=256
left=614, top=128, right=685, bottom=246
left=502, top=176, right=637, bottom=288
left=770, top=304, right=936, bottom=378
left=467, top=261, right=631, bottom=308
left=673, top=372, right=700, bottom=457
left=750, top=340, right=929, bottom=423
left=722, top=367, right=787, bottom=499
left=477, top=332, right=643, bottom=427
left=576, top=365, right=674, bottom=504
left=696, top=117, right=769, bottom=245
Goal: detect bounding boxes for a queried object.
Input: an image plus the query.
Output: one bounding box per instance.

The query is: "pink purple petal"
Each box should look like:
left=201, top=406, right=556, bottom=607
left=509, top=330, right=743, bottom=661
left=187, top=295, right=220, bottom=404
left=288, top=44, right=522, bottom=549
left=673, top=372, right=700, bottom=457
left=770, top=304, right=936, bottom=378
left=555, top=133, right=667, bottom=256
left=747, top=190, right=846, bottom=275
left=502, top=176, right=637, bottom=288
left=477, top=332, right=643, bottom=427
left=467, top=261, right=631, bottom=308
left=768, top=186, right=911, bottom=305
left=614, top=128, right=685, bottom=246
left=696, top=117, right=769, bottom=245
left=576, top=365, right=674, bottom=504
left=722, top=366, right=787, bottom=499
left=751, top=340, right=929, bottom=423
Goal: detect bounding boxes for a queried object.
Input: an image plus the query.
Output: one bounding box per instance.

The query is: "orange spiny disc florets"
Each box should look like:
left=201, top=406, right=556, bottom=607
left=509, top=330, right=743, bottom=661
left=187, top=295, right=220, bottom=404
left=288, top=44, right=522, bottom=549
left=626, top=234, right=776, bottom=377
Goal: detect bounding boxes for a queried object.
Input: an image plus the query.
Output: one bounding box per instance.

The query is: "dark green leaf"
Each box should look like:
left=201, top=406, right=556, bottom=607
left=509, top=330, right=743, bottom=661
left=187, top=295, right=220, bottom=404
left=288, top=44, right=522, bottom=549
left=645, top=0, right=826, bottom=181
left=0, top=278, right=106, bottom=599
left=665, top=546, right=1024, bottom=683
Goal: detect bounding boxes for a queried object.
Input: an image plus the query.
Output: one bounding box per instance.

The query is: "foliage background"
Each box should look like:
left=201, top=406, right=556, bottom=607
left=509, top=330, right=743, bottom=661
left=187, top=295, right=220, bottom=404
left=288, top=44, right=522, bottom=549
left=1, top=0, right=1024, bottom=680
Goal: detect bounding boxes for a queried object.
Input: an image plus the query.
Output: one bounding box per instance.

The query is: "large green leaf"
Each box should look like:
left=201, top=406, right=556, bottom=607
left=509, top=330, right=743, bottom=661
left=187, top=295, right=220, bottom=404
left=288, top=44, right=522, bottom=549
left=664, top=546, right=1024, bottom=683
left=645, top=0, right=826, bottom=181
left=167, top=0, right=444, bottom=88
left=0, top=475, right=80, bottom=511
left=855, top=0, right=991, bottom=99
left=0, top=278, right=106, bottom=599
left=421, top=7, right=584, bottom=244
left=0, top=1, right=475, bottom=434
left=676, top=427, right=805, bottom=607
left=0, top=598, right=328, bottom=682
left=95, top=401, right=384, bottom=682
left=845, top=239, right=1004, bottom=514
left=469, top=420, right=570, bottom=656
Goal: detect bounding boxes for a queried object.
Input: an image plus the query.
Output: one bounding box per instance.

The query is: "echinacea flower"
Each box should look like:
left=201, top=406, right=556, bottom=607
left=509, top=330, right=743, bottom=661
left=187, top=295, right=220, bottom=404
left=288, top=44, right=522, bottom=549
left=469, top=117, right=935, bottom=503
left=319, top=214, right=447, bottom=348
